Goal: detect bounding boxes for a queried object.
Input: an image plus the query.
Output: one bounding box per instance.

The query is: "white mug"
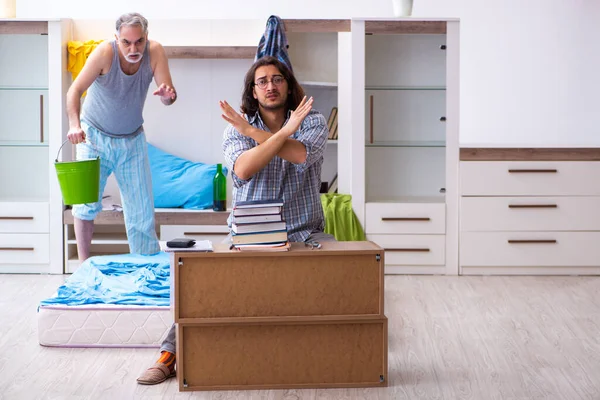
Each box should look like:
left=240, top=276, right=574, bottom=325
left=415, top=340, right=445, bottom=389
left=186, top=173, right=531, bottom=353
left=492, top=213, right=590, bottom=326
left=392, top=0, right=413, bottom=17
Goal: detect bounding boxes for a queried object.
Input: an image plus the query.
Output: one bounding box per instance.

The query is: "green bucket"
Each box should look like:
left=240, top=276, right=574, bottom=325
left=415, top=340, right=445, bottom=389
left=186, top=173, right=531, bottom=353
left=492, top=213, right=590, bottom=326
left=55, top=139, right=100, bottom=205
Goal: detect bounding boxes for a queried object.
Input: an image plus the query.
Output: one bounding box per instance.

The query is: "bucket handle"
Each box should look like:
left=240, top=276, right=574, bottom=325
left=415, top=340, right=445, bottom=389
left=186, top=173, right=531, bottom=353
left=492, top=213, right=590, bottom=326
left=55, top=138, right=98, bottom=162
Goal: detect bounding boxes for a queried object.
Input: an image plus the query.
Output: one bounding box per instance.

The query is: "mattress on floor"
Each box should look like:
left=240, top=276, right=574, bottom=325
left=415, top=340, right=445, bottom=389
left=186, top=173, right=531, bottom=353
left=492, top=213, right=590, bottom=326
left=38, top=252, right=173, bottom=348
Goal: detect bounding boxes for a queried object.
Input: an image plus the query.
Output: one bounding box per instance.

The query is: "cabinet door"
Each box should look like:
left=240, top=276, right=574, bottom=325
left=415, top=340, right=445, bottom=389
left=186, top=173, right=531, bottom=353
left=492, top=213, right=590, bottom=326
left=365, top=89, right=446, bottom=144
left=364, top=33, right=447, bottom=202
left=0, top=34, right=48, bottom=87
left=0, top=34, right=49, bottom=145
left=0, top=146, right=49, bottom=201
left=365, top=34, right=446, bottom=88
left=0, top=89, right=49, bottom=144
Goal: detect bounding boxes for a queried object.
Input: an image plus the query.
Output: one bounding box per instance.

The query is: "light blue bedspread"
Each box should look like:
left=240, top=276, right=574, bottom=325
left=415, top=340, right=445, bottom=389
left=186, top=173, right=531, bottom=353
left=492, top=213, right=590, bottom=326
left=40, top=252, right=171, bottom=307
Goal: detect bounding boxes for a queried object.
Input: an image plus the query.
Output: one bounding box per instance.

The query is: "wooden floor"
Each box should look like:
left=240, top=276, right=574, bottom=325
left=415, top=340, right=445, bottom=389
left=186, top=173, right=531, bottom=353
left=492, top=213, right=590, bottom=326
left=1, top=274, right=599, bottom=399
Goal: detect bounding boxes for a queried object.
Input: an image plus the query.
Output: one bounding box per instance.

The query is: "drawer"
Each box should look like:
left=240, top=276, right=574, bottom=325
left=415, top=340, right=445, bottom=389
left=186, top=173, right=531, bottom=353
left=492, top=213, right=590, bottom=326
left=365, top=202, right=445, bottom=234
left=177, top=318, right=387, bottom=391
left=460, top=161, right=600, bottom=196
left=461, top=197, right=600, bottom=232
left=460, top=231, right=600, bottom=267
left=0, top=202, right=49, bottom=233
left=160, top=225, right=229, bottom=244
left=174, top=243, right=384, bottom=320
left=0, top=233, right=50, bottom=264
left=367, top=234, right=445, bottom=266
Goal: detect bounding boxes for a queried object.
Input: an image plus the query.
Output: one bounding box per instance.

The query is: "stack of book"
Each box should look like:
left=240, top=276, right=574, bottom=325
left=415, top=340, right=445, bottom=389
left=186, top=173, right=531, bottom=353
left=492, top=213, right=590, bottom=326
left=231, top=199, right=290, bottom=251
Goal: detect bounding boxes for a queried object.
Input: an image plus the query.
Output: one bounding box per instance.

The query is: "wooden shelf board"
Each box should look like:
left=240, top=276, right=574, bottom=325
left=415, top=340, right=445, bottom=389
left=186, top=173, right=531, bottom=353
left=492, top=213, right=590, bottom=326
left=165, top=46, right=256, bottom=59
left=460, top=147, right=600, bottom=161
left=164, top=19, right=351, bottom=59
left=365, top=20, right=446, bottom=35
left=0, top=21, right=48, bottom=34
left=283, top=19, right=350, bottom=33
left=162, top=19, right=446, bottom=59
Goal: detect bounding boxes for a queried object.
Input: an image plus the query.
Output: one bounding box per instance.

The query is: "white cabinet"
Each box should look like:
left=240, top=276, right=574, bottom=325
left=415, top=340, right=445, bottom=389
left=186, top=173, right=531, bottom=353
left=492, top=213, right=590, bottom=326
left=460, top=161, right=600, bottom=196
left=0, top=19, right=71, bottom=274
left=0, top=202, right=49, bottom=233
left=459, top=151, right=600, bottom=275
left=340, top=18, right=460, bottom=275
left=160, top=224, right=229, bottom=244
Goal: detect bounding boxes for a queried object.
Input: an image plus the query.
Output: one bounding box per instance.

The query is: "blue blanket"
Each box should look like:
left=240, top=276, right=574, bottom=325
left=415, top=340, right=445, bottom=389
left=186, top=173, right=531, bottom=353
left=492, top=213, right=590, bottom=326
left=40, top=253, right=171, bottom=307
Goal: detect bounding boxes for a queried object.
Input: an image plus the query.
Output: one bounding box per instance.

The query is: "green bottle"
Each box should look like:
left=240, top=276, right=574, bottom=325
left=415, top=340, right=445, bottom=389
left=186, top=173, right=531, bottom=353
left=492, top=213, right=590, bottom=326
left=213, top=163, right=227, bottom=211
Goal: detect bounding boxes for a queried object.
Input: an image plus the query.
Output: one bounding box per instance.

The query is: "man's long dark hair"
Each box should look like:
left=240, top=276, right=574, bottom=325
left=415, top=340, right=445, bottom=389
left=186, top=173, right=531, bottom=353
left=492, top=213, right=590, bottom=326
left=240, top=56, right=305, bottom=117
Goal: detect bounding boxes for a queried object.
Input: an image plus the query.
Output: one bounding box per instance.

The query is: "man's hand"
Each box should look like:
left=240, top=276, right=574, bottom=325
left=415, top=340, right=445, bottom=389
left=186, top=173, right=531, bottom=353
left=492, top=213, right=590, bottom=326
left=67, top=126, right=86, bottom=144
left=220, top=100, right=252, bottom=136
left=284, top=96, right=313, bottom=135
left=153, top=83, right=176, bottom=104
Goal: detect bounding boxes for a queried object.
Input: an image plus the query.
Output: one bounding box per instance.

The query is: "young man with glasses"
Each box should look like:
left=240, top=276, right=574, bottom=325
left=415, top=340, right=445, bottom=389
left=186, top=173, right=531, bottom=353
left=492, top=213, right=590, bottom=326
left=219, top=55, right=335, bottom=244
left=136, top=55, right=334, bottom=385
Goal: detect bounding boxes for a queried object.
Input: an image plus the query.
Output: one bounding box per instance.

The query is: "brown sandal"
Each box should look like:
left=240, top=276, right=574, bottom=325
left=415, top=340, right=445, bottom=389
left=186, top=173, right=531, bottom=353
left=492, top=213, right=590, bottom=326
left=136, top=362, right=176, bottom=385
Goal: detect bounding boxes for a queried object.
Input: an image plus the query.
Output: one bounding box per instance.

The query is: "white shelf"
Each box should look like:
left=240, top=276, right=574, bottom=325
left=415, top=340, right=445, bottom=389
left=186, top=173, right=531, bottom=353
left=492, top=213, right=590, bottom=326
left=67, top=252, right=126, bottom=261
left=0, top=197, right=48, bottom=202
left=300, top=81, right=338, bottom=88
left=155, top=208, right=232, bottom=213
left=366, top=140, right=445, bottom=148
left=0, top=86, right=48, bottom=90
left=67, top=233, right=128, bottom=245
left=0, top=141, right=48, bottom=147
left=366, top=195, right=446, bottom=204
left=0, top=195, right=48, bottom=202
left=365, top=86, right=445, bottom=91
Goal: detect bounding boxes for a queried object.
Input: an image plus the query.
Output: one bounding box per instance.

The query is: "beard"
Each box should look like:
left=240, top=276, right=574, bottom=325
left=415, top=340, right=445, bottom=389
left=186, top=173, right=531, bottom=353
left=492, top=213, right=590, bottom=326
left=258, top=92, right=287, bottom=111
left=125, top=52, right=143, bottom=64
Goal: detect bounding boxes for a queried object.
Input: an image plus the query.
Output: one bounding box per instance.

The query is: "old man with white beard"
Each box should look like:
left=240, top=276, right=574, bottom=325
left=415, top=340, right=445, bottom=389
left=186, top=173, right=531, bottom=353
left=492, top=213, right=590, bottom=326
left=65, top=12, right=177, bottom=261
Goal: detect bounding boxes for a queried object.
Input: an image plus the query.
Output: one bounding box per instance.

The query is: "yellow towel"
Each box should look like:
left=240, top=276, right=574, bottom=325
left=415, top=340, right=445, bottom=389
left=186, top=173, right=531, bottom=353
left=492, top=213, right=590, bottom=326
left=67, top=40, right=103, bottom=96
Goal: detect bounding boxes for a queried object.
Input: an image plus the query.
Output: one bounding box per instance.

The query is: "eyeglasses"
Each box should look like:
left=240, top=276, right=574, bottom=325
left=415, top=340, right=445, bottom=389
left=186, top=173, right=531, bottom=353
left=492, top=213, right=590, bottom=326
left=254, top=75, right=285, bottom=90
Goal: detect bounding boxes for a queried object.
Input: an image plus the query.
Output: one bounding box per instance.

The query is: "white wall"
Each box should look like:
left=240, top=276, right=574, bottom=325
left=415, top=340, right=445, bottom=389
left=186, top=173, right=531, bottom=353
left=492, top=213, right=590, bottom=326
left=16, top=0, right=600, bottom=147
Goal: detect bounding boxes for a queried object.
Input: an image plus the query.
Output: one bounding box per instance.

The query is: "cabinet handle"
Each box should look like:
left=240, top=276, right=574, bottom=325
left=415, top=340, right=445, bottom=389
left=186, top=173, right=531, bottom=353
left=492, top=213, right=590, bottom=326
left=440, top=45, right=447, bottom=50
left=0, top=247, right=35, bottom=251
left=440, top=116, right=446, bottom=121
left=369, top=95, right=374, bottom=144
left=508, top=204, right=558, bottom=209
left=0, top=216, right=34, bottom=220
left=508, top=169, right=557, bottom=173
left=508, top=239, right=557, bottom=244
left=40, top=94, right=44, bottom=143
left=183, top=232, right=226, bottom=236
left=385, top=248, right=430, bottom=252
left=381, top=217, right=431, bottom=221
